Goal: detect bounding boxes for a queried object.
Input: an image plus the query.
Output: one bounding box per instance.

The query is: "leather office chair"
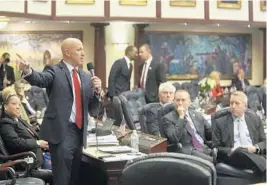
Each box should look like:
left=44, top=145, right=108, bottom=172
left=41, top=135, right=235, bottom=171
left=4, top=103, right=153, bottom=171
left=139, top=103, right=161, bottom=135
left=121, top=153, right=216, bottom=185
left=0, top=134, right=52, bottom=184
left=112, top=96, right=124, bottom=126
left=211, top=108, right=262, bottom=185
left=119, top=91, right=146, bottom=130
left=172, top=82, right=181, bottom=90
left=0, top=161, right=45, bottom=185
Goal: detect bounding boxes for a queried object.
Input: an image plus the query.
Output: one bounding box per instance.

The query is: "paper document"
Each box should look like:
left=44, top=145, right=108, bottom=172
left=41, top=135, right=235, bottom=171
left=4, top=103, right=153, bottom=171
left=87, top=134, right=119, bottom=146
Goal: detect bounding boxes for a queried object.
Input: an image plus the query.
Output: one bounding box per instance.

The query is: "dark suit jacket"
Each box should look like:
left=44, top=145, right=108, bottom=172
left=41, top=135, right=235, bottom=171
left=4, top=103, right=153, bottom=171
left=0, top=115, right=43, bottom=165
left=108, top=58, right=132, bottom=97
left=24, top=60, right=99, bottom=148
left=162, top=109, right=211, bottom=154
left=231, top=78, right=250, bottom=91
left=0, top=64, right=15, bottom=91
left=212, top=112, right=266, bottom=161
left=138, top=59, right=166, bottom=103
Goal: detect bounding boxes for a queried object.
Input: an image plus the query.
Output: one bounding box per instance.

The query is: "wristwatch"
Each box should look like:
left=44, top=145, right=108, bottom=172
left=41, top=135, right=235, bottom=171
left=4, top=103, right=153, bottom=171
left=36, top=140, right=40, bottom=147
left=255, top=145, right=260, bottom=154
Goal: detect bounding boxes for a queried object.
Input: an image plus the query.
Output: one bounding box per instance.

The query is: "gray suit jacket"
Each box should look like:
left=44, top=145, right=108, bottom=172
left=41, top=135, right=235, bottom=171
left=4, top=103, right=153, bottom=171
left=212, top=112, right=266, bottom=159
left=24, top=61, right=99, bottom=148
left=162, top=109, right=211, bottom=154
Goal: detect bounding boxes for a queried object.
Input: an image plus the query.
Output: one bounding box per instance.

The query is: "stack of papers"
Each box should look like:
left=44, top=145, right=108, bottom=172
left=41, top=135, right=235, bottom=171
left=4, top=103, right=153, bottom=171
left=87, top=134, right=119, bottom=146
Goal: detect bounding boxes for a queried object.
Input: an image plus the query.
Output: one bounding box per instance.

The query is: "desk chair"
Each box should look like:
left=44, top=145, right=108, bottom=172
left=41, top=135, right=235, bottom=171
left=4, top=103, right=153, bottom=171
left=122, top=153, right=216, bottom=185
left=0, top=134, right=52, bottom=184
left=119, top=91, right=146, bottom=130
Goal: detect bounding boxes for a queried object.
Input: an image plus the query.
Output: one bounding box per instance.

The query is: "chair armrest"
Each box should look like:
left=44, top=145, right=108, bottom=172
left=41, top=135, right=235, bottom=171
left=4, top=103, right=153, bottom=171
left=1, top=159, right=29, bottom=177
left=0, top=151, right=36, bottom=161
left=0, top=166, right=16, bottom=185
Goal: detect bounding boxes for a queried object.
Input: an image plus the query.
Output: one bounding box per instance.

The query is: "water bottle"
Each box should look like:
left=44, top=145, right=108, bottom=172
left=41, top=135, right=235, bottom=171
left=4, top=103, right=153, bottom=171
left=131, top=130, right=139, bottom=152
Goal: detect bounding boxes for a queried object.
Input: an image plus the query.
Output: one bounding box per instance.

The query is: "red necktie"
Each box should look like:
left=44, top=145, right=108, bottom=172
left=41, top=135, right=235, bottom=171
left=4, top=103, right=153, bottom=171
left=141, top=63, right=147, bottom=89
left=73, top=68, right=82, bottom=129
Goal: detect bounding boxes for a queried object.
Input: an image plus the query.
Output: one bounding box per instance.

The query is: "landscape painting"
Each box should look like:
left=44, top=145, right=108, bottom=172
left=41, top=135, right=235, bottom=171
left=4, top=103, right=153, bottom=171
left=0, top=31, right=82, bottom=79
left=144, top=31, right=252, bottom=80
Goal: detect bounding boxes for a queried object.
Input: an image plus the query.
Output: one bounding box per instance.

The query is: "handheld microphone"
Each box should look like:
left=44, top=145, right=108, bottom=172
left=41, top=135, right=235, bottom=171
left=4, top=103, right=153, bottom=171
left=87, top=63, right=95, bottom=77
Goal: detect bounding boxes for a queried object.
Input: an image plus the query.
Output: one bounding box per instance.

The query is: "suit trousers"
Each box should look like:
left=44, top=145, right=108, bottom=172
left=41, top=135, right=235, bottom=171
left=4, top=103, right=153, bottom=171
left=49, top=123, right=83, bottom=185
left=229, top=148, right=266, bottom=174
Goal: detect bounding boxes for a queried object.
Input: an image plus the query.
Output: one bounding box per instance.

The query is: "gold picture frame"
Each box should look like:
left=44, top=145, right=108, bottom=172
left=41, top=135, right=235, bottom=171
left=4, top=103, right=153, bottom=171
left=170, top=0, right=196, bottom=7
left=217, top=0, right=241, bottom=9
left=65, top=0, right=95, bottom=4
left=260, top=0, right=266, bottom=11
left=119, top=0, right=147, bottom=6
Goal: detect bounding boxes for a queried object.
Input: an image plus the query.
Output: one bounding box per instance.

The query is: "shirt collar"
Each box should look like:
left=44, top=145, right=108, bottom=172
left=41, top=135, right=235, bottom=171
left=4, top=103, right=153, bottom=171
left=232, top=114, right=245, bottom=122
left=124, top=56, right=131, bottom=66
left=63, top=60, right=78, bottom=73
left=145, top=56, right=153, bottom=66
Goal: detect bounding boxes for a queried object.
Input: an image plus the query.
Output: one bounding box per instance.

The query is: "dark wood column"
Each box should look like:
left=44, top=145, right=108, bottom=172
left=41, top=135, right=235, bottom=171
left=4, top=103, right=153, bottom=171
left=91, top=23, right=109, bottom=88
left=133, top=24, right=149, bottom=86
left=259, top=28, right=266, bottom=80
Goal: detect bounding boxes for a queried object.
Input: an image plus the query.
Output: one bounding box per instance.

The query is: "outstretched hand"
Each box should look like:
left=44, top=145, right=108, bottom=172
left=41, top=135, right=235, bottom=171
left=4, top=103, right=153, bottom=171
left=17, top=53, right=30, bottom=72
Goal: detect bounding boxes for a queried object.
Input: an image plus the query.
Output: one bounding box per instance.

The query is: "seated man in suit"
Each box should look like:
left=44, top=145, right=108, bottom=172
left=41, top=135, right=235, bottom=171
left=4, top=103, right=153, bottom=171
left=146, top=82, right=175, bottom=135
left=0, top=92, right=48, bottom=168
left=212, top=91, right=266, bottom=178
left=162, top=90, right=213, bottom=162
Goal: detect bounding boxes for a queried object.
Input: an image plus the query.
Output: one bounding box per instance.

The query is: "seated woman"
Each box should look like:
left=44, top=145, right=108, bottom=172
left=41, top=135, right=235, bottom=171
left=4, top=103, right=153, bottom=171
left=231, top=68, right=250, bottom=91
left=0, top=91, right=48, bottom=168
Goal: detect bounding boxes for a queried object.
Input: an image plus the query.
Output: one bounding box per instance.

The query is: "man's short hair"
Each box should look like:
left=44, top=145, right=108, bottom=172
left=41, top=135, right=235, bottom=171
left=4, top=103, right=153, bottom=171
left=2, top=52, right=10, bottom=58
left=231, top=91, right=248, bottom=104
left=124, top=45, right=135, bottom=56
left=140, top=44, right=151, bottom=53
left=175, top=89, right=191, bottom=99
left=158, top=82, right=176, bottom=94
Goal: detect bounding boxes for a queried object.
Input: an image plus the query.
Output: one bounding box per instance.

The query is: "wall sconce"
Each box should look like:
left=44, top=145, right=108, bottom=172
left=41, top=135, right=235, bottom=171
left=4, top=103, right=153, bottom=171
left=112, top=43, right=129, bottom=50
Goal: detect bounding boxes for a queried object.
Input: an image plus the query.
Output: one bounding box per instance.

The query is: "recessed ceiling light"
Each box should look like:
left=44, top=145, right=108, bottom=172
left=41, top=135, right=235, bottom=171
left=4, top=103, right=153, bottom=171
left=217, top=23, right=220, bottom=27
left=184, top=22, right=187, bottom=26
left=247, top=24, right=251, bottom=28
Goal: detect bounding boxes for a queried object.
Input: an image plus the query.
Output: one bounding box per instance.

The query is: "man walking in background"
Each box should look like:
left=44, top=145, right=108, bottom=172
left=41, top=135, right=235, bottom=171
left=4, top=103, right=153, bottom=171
left=138, top=44, right=166, bottom=103
left=108, top=45, right=138, bottom=100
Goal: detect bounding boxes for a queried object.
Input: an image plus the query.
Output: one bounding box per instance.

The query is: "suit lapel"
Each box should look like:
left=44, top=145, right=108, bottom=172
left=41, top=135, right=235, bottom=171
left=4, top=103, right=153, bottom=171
left=59, top=60, right=73, bottom=93
left=244, top=114, right=255, bottom=144
left=227, top=115, right=234, bottom=146
left=188, top=111, right=201, bottom=136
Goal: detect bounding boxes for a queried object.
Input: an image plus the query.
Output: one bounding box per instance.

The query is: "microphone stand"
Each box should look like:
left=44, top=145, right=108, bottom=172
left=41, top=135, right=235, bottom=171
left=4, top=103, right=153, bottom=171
left=94, top=91, right=102, bottom=157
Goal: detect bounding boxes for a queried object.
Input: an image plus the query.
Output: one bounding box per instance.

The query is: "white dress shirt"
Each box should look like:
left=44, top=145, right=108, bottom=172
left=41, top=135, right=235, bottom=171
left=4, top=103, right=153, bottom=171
left=63, top=61, right=81, bottom=123
left=124, top=56, right=131, bottom=69
left=140, top=57, right=152, bottom=88
left=233, top=115, right=253, bottom=148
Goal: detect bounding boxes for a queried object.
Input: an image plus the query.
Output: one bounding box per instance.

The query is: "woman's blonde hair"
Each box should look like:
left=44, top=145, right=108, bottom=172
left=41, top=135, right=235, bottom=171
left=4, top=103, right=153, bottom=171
left=209, top=71, right=220, bottom=80
left=2, top=86, right=16, bottom=102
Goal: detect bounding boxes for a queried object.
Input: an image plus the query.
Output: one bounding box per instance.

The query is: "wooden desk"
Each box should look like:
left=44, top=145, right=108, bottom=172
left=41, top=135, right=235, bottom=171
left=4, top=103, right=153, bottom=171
left=81, top=147, right=145, bottom=185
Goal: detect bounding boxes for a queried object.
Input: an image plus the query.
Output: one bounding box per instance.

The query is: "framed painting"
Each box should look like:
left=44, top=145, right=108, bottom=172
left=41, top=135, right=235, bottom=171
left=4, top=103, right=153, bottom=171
left=170, top=0, right=196, bottom=7
left=217, top=0, right=241, bottom=9
left=65, top=0, right=95, bottom=4
left=0, top=31, right=82, bottom=79
left=261, top=0, right=266, bottom=11
left=119, top=0, right=147, bottom=6
left=144, top=31, right=252, bottom=80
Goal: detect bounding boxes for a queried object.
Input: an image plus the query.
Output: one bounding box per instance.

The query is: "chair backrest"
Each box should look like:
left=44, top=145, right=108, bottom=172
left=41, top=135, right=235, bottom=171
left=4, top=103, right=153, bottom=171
left=0, top=134, right=10, bottom=157
left=119, top=91, right=146, bottom=130
left=172, top=82, right=181, bottom=90
left=158, top=103, right=176, bottom=138
left=138, top=103, right=160, bottom=134
left=122, top=153, right=216, bottom=185
left=245, top=86, right=261, bottom=112
left=112, top=96, right=124, bottom=126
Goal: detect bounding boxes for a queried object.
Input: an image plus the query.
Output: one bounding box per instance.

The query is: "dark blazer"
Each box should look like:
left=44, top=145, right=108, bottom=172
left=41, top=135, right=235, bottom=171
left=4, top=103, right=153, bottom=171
left=212, top=111, right=266, bottom=159
left=108, top=58, right=132, bottom=97
left=162, top=109, right=211, bottom=154
left=24, top=60, right=99, bottom=148
left=138, top=59, right=166, bottom=103
left=0, top=115, right=43, bottom=165
left=0, top=64, right=15, bottom=91
left=231, top=78, right=250, bottom=91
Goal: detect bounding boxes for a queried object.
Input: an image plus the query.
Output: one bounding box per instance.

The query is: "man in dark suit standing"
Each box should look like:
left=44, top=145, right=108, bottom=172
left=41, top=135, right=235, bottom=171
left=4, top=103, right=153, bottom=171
left=108, top=45, right=137, bottom=99
left=163, top=90, right=213, bottom=162
left=19, top=38, right=102, bottom=185
left=212, top=91, right=266, bottom=178
left=138, top=44, right=166, bottom=103
left=0, top=52, right=15, bottom=91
